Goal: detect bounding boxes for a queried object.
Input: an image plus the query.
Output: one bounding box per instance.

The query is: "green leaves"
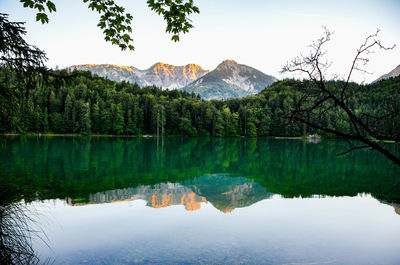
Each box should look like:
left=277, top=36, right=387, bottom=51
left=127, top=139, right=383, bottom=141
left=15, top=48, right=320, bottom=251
left=147, top=0, right=200, bottom=42
left=84, top=0, right=134, bottom=51
left=46, top=1, right=56, bottom=13
left=171, top=35, right=180, bottom=42
left=20, top=0, right=56, bottom=24
left=35, top=12, right=48, bottom=23
left=19, top=0, right=199, bottom=51
left=21, top=0, right=34, bottom=8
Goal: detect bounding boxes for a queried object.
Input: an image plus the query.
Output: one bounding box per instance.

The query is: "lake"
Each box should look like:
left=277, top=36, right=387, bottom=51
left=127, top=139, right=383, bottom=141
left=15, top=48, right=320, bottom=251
left=1, top=136, right=400, bottom=264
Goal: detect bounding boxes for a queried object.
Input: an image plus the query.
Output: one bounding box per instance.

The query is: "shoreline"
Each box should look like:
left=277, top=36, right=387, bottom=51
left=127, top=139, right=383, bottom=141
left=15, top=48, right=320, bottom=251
left=1, top=133, right=397, bottom=143
left=1, top=132, right=307, bottom=139
left=1, top=133, right=149, bottom=138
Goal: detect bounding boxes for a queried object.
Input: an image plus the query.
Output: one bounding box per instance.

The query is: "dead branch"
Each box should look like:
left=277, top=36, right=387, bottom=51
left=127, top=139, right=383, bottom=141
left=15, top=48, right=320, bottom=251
left=280, top=27, right=399, bottom=166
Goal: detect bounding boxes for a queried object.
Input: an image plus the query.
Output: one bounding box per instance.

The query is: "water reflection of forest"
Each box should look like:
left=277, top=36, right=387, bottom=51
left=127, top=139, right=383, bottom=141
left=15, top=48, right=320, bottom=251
left=1, top=136, right=398, bottom=205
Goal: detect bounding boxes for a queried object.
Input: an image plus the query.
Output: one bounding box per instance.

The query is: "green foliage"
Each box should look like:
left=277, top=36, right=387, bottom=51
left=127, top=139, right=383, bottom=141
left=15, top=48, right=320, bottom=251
left=147, top=0, right=200, bottom=42
left=18, top=0, right=200, bottom=51
left=0, top=13, right=47, bottom=79
left=111, top=103, right=124, bottom=134
left=0, top=13, right=49, bottom=134
left=84, top=0, right=134, bottom=51
left=246, top=122, right=257, bottom=137
left=20, top=0, right=56, bottom=24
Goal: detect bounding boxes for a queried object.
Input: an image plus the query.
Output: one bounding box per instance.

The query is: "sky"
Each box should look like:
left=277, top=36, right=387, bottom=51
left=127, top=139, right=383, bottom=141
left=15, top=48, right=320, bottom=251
left=1, top=0, right=400, bottom=83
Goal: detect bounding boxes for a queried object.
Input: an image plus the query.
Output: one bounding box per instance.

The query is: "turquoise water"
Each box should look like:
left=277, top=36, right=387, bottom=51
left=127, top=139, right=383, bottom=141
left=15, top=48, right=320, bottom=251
left=1, top=136, right=399, bottom=264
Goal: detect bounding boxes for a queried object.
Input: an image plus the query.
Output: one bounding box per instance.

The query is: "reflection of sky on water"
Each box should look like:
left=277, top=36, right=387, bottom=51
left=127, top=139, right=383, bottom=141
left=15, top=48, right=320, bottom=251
left=33, top=193, right=400, bottom=265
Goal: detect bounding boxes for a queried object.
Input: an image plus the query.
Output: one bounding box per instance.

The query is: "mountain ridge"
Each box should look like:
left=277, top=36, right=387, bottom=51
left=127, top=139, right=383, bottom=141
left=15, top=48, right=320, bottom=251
left=68, top=62, right=209, bottom=90
left=67, top=60, right=278, bottom=100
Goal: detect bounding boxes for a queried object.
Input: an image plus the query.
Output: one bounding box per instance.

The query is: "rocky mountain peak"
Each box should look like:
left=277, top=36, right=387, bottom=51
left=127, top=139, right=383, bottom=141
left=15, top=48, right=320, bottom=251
left=141, top=62, right=209, bottom=89
left=222, top=59, right=237, bottom=64
left=150, top=62, right=174, bottom=75
left=148, top=62, right=208, bottom=79
left=182, top=64, right=209, bottom=80
left=216, top=59, right=238, bottom=70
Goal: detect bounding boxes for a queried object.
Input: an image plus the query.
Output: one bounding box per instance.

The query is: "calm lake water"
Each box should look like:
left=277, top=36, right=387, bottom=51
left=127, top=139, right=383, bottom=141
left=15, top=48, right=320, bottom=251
left=1, top=136, right=400, bottom=264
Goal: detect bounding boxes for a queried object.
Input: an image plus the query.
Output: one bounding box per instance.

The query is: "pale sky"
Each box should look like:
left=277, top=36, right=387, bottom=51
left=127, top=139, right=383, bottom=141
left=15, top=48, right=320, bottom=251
left=1, top=0, right=400, bottom=83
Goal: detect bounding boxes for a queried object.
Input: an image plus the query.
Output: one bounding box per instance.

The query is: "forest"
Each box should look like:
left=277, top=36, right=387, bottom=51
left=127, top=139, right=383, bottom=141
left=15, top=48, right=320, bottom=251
left=0, top=69, right=399, bottom=138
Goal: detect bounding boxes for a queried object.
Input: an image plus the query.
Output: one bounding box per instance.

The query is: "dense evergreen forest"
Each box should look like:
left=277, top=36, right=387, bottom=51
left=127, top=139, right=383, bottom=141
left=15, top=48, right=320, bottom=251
left=0, top=70, right=399, bottom=137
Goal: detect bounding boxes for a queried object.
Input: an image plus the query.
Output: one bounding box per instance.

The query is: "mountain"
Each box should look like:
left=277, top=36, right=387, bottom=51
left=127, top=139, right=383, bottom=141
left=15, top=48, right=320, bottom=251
left=68, top=63, right=209, bottom=90
left=373, top=64, right=400, bottom=83
left=68, top=60, right=278, bottom=100
left=181, top=60, right=278, bottom=100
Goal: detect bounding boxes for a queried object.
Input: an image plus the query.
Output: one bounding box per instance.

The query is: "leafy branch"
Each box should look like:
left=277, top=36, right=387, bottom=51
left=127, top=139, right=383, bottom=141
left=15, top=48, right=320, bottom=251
left=147, top=0, right=200, bottom=42
left=18, top=0, right=200, bottom=51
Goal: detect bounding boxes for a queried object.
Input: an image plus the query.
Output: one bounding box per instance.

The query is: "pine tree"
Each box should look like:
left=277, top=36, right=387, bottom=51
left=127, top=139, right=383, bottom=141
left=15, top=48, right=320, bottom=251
left=91, top=99, right=100, bottom=134
left=126, top=109, right=135, bottom=135
left=43, top=107, right=49, bottom=132
left=63, top=93, right=73, bottom=133
left=33, top=105, right=42, bottom=133
left=111, top=103, right=124, bottom=135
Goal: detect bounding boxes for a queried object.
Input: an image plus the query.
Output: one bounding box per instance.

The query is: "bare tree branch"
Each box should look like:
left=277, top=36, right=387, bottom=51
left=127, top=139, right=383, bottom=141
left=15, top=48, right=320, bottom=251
left=281, top=27, right=399, bottom=167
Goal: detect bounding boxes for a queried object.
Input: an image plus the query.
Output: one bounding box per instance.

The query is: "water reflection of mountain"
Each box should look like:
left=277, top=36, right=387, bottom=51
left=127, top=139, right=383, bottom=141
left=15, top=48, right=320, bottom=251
left=70, top=183, right=206, bottom=211
left=186, top=175, right=272, bottom=212
left=69, top=175, right=272, bottom=213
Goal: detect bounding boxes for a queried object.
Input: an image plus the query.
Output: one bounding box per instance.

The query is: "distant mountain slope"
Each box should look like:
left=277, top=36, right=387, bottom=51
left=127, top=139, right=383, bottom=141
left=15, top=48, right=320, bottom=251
left=68, top=63, right=209, bottom=90
left=373, top=64, right=400, bottom=83
left=68, top=64, right=143, bottom=85
left=182, top=60, right=278, bottom=100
